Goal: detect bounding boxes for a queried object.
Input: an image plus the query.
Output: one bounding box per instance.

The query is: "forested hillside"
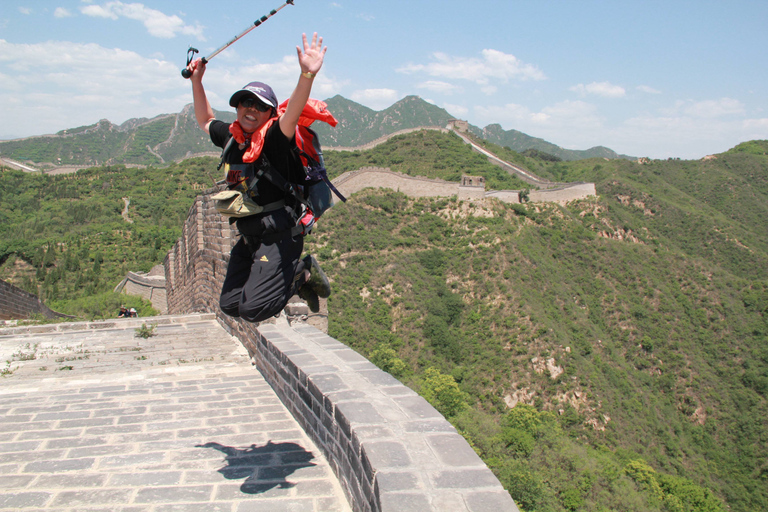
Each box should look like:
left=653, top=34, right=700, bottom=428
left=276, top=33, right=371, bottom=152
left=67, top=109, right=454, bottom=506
left=0, top=157, right=220, bottom=316
left=1, top=135, right=766, bottom=511
left=307, top=140, right=768, bottom=511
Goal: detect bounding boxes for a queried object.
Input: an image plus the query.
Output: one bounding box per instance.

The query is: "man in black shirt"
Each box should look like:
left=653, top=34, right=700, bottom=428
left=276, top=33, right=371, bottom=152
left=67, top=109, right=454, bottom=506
left=186, top=33, right=330, bottom=322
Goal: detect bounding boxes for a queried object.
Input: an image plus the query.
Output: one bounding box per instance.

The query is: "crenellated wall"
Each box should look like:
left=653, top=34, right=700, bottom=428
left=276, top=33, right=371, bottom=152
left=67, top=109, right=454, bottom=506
left=334, top=167, right=595, bottom=205
left=113, top=266, right=168, bottom=314
left=164, top=187, right=519, bottom=512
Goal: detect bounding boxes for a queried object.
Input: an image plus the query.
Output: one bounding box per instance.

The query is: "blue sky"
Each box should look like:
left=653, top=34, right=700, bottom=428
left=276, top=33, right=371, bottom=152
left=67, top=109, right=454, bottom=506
left=1, top=0, right=767, bottom=159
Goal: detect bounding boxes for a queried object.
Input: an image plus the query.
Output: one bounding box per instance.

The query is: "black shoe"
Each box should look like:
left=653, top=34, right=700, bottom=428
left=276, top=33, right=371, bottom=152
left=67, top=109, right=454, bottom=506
left=298, top=285, right=320, bottom=313
left=303, top=255, right=331, bottom=298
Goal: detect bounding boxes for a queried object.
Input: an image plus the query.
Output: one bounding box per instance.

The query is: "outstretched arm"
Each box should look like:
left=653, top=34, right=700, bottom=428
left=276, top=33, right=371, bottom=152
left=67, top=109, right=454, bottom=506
left=187, top=58, right=215, bottom=134
left=279, top=32, right=327, bottom=139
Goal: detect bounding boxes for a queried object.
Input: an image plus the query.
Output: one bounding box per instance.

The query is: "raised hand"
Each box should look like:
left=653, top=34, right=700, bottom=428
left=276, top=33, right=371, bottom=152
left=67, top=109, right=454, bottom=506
left=296, top=32, right=327, bottom=75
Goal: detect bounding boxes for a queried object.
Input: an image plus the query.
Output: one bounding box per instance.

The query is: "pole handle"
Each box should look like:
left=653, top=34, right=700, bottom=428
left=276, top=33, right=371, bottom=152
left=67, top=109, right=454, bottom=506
left=181, top=47, right=201, bottom=79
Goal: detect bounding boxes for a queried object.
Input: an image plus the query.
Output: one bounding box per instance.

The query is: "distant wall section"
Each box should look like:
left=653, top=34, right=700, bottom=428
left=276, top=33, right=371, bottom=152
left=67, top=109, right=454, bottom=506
left=0, top=279, right=70, bottom=321
left=333, top=168, right=595, bottom=205
left=114, top=267, right=168, bottom=314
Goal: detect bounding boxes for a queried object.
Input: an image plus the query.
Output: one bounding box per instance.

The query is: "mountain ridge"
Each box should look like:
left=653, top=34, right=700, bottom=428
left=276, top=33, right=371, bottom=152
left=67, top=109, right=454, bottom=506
left=0, top=95, right=633, bottom=169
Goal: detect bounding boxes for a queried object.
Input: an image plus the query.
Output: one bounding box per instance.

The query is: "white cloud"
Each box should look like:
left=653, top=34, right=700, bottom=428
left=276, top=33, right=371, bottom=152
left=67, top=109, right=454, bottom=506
left=80, top=2, right=204, bottom=39
left=350, top=88, right=399, bottom=110
left=398, top=49, right=545, bottom=85
left=743, top=118, right=768, bottom=130
left=685, top=97, right=745, bottom=118
left=54, top=8, right=73, bottom=18
left=0, top=39, right=184, bottom=138
left=416, top=80, right=462, bottom=95
left=18, top=7, right=32, bottom=15
left=570, top=81, right=626, bottom=98
left=443, top=103, right=469, bottom=118
left=637, top=85, right=661, bottom=95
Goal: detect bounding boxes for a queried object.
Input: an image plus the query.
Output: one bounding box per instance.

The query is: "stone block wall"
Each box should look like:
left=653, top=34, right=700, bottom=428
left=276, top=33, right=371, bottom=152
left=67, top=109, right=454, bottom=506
left=0, top=279, right=70, bottom=321
left=113, top=270, right=168, bottom=314
left=334, top=168, right=460, bottom=199
left=164, top=187, right=518, bottom=512
left=529, top=182, right=597, bottom=203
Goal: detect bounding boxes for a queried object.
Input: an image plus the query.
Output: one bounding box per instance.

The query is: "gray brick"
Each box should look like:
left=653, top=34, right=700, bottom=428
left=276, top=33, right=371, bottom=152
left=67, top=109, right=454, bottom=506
left=0, top=421, right=55, bottom=433
left=403, top=419, right=456, bottom=433
left=156, top=504, right=234, bottom=512
left=134, top=485, right=215, bottom=503
left=216, top=481, right=294, bottom=500
left=236, top=498, right=316, bottom=512
left=24, top=458, right=95, bottom=473
left=433, top=468, right=501, bottom=489
left=119, top=413, right=174, bottom=424
left=0, top=474, right=36, bottom=488
left=109, top=471, right=183, bottom=486
left=465, top=490, right=520, bottom=512
left=58, top=417, right=116, bottom=428
left=50, top=489, right=135, bottom=507
left=67, top=443, right=135, bottom=458
left=18, top=428, right=83, bottom=440
left=357, top=369, right=402, bottom=387
left=98, top=452, right=166, bottom=469
left=378, top=492, right=431, bottom=512
left=431, top=491, right=472, bottom=512
left=336, top=402, right=385, bottom=425
left=0, top=440, right=42, bottom=453
left=362, top=441, right=412, bottom=470
left=396, top=396, right=444, bottom=420
left=426, top=434, right=485, bottom=467
left=375, top=470, right=422, bottom=492
left=0, top=491, right=51, bottom=508
left=34, top=473, right=109, bottom=488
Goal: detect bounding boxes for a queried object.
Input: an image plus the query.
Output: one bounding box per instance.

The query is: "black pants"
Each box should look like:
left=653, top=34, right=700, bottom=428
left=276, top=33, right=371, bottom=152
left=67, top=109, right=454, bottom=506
left=219, top=235, right=306, bottom=323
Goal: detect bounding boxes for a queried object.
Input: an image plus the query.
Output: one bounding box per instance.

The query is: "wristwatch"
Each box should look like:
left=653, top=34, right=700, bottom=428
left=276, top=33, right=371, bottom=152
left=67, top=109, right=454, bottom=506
left=301, top=71, right=316, bottom=79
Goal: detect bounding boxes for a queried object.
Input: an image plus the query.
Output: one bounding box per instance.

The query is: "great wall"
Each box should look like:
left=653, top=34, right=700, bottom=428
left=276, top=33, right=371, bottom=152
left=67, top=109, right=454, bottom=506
left=326, top=121, right=596, bottom=205
left=0, top=119, right=601, bottom=510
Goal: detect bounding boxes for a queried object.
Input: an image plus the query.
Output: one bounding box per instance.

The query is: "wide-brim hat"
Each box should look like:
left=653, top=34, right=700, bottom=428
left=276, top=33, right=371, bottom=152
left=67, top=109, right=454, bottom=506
left=229, top=81, right=278, bottom=109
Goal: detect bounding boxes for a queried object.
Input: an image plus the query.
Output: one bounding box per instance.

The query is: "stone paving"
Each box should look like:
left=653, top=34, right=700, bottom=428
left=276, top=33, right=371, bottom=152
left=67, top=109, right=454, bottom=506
left=0, top=314, right=351, bottom=511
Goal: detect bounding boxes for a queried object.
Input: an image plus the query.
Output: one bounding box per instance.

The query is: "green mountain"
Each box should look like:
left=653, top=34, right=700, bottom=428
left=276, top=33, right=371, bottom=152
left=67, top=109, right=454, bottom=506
left=2, top=135, right=766, bottom=511
left=311, top=94, right=457, bottom=146
left=0, top=106, right=234, bottom=168
left=0, top=96, right=630, bottom=168
left=475, top=123, right=635, bottom=161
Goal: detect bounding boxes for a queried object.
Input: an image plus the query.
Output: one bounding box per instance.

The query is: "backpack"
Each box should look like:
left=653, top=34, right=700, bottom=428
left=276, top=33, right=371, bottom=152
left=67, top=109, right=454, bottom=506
left=293, top=124, right=346, bottom=221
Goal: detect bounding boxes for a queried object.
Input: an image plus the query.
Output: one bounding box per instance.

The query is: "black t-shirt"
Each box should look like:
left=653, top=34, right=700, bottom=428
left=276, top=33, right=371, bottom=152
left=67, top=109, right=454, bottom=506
left=209, top=119, right=303, bottom=236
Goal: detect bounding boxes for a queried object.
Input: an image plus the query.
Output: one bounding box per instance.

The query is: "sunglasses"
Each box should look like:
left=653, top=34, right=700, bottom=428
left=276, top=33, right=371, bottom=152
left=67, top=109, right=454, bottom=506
left=239, top=97, right=272, bottom=112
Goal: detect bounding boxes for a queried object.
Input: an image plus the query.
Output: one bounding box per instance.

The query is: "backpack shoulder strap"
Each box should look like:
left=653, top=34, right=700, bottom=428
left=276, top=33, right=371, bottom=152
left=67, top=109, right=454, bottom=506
left=217, top=135, right=236, bottom=171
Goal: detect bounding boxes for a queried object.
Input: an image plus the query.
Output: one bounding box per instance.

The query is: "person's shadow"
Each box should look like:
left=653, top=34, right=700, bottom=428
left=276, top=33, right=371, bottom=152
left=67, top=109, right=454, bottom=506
left=197, top=441, right=317, bottom=494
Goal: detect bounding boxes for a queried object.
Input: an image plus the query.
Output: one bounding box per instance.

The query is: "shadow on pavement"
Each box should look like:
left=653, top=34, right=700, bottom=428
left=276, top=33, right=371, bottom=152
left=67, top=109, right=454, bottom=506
left=197, top=440, right=317, bottom=494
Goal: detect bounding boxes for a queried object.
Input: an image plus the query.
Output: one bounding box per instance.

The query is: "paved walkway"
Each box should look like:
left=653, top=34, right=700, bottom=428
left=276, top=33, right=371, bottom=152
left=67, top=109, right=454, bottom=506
left=0, top=314, right=351, bottom=512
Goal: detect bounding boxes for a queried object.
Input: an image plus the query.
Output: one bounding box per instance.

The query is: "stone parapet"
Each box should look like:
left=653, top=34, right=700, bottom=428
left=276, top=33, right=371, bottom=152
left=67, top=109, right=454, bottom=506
left=0, top=279, right=71, bottom=322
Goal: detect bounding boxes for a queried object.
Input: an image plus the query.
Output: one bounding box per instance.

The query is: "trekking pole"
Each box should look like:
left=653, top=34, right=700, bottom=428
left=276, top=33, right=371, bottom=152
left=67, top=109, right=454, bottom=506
left=181, top=0, right=295, bottom=78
